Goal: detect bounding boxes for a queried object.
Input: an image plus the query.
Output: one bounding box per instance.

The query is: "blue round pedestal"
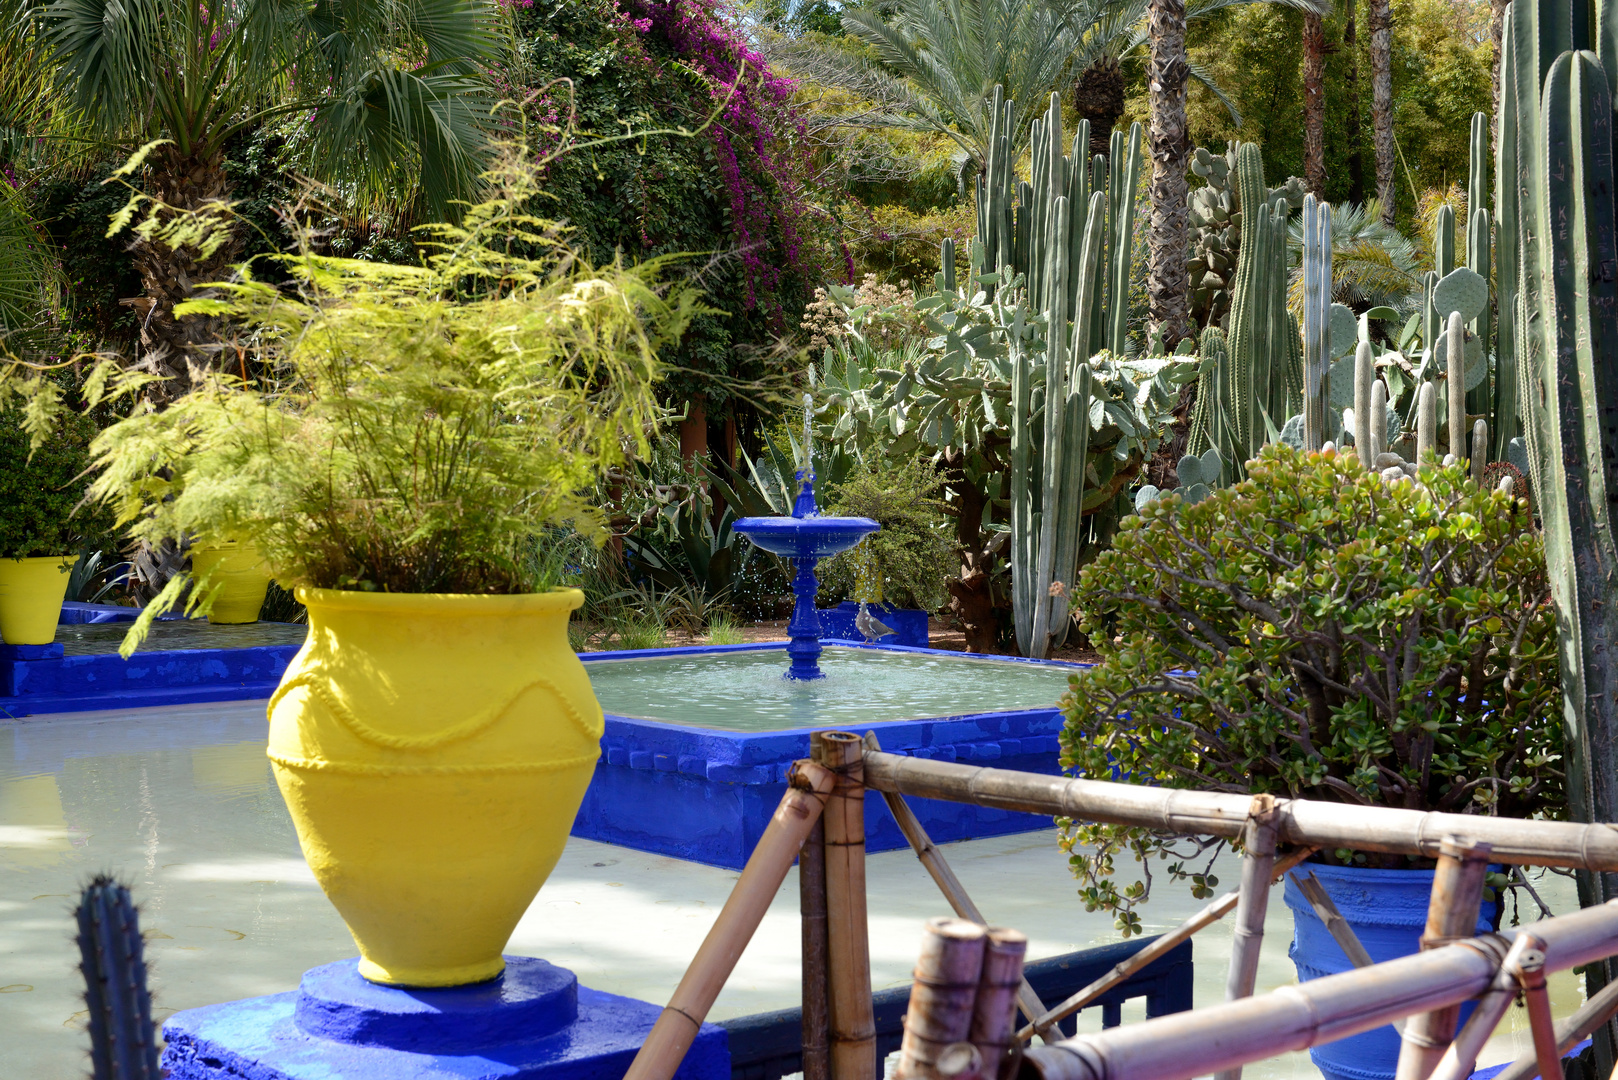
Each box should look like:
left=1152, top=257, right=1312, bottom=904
left=160, top=955, right=731, bottom=1080
left=294, top=956, right=578, bottom=1054
left=1284, top=864, right=1496, bottom=1080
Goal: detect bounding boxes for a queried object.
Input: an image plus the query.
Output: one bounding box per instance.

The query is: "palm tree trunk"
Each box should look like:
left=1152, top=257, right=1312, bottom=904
left=1147, top=0, right=1192, bottom=347
left=1303, top=13, right=1327, bottom=199
left=125, top=146, right=241, bottom=406
left=1344, top=0, right=1364, bottom=204
left=1073, top=57, right=1126, bottom=159
left=1490, top=0, right=1508, bottom=145
left=1369, top=0, right=1396, bottom=226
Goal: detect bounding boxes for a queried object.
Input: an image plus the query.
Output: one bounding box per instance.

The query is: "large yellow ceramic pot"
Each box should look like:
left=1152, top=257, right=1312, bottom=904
left=266, top=587, right=601, bottom=987
left=191, top=541, right=272, bottom=624
left=0, top=555, right=75, bottom=645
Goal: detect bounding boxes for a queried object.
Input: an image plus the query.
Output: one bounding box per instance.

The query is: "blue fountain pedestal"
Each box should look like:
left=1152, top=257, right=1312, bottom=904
left=161, top=956, right=730, bottom=1080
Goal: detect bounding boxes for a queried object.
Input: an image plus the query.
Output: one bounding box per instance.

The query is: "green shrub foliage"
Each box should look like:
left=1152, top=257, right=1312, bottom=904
left=496, top=0, right=835, bottom=403
left=1058, top=444, right=1562, bottom=929
left=0, top=407, right=107, bottom=558
left=818, top=458, right=954, bottom=612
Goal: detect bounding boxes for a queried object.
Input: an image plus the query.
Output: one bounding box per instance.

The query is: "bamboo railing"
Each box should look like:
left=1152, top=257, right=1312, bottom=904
left=861, top=752, right=1618, bottom=869
left=631, top=733, right=1618, bottom=1080
left=1018, top=901, right=1618, bottom=1080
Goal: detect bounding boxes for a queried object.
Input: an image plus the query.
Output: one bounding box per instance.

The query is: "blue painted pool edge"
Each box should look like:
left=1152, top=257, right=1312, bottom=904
left=0, top=643, right=302, bottom=719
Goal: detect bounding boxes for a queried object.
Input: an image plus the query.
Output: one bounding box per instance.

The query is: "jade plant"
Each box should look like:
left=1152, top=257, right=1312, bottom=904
left=1057, top=444, right=1561, bottom=933
left=65, top=146, right=700, bottom=652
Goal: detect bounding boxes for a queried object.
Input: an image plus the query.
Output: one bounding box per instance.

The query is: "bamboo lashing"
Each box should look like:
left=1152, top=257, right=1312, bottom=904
left=1014, top=846, right=1318, bottom=1043
left=970, top=928, right=1027, bottom=1080
left=860, top=751, right=1618, bottom=870
left=1394, top=836, right=1493, bottom=1080
left=1426, top=933, right=1547, bottom=1080
left=802, top=813, right=831, bottom=1080
left=1211, top=795, right=1280, bottom=1080
left=938, top=1043, right=985, bottom=1080
left=819, top=731, right=878, bottom=1080
left=1488, top=970, right=1618, bottom=1080
left=860, top=731, right=1051, bottom=1042
left=895, top=918, right=988, bottom=1080
left=624, top=759, right=836, bottom=1080
left=1018, top=902, right=1618, bottom=1080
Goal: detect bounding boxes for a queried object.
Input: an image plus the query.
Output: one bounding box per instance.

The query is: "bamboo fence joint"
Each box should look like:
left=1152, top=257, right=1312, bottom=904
left=1489, top=970, right=1618, bottom=1080
left=1428, top=933, right=1546, bottom=1080
left=1212, top=795, right=1280, bottom=1080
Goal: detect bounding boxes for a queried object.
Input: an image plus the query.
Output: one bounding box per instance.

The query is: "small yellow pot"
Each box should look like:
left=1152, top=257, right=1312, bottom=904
left=0, top=555, right=75, bottom=645
left=266, top=587, right=601, bottom=987
left=191, top=542, right=272, bottom=624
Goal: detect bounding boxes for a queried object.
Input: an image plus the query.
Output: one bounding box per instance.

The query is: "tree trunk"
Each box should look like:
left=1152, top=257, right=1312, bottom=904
left=1073, top=57, right=1126, bottom=160
left=125, top=146, right=242, bottom=406
left=679, top=394, right=709, bottom=460
left=1369, top=0, right=1396, bottom=226
left=1146, top=0, right=1193, bottom=347
left=942, top=449, right=999, bottom=654
left=1303, top=13, right=1328, bottom=199
left=1344, top=0, right=1364, bottom=204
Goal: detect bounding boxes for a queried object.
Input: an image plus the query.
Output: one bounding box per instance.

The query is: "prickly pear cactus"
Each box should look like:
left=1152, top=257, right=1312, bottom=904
left=76, top=876, right=161, bottom=1080
left=1136, top=447, right=1224, bottom=509
left=1187, top=143, right=1305, bottom=330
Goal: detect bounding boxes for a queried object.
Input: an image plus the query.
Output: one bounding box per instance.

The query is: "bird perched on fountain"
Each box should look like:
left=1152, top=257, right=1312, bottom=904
left=856, top=603, right=896, bottom=642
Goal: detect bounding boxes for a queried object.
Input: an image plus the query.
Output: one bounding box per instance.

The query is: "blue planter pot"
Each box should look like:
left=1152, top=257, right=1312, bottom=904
left=1284, top=863, right=1496, bottom=1080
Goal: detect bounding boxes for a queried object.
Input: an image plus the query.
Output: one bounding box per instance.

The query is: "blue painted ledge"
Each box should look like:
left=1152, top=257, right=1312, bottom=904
left=0, top=643, right=301, bottom=718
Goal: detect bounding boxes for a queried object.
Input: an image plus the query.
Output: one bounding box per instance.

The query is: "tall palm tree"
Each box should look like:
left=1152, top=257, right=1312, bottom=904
left=1369, top=0, right=1395, bottom=224
left=28, top=0, right=499, bottom=397
left=1143, top=0, right=1324, bottom=346
left=1147, top=0, right=1191, bottom=345
left=1302, top=9, right=1327, bottom=197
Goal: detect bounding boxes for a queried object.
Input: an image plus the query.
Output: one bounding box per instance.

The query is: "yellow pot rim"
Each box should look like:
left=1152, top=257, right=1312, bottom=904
left=293, top=586, right=584, bottom=615
left=2, top=554, right=76, bottom=565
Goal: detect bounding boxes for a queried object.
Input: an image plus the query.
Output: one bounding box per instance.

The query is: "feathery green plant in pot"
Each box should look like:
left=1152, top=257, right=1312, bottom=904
left=81, top=149, right=702, bottom=654
left=1057, top=444, right=1561, bottom=934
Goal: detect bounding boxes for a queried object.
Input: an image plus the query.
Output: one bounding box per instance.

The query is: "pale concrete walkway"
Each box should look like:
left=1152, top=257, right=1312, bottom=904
left=0, top=700, right=1582, bottom=1079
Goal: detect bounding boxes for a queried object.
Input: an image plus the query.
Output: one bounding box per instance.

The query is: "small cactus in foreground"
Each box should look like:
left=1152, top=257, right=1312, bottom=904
left=77, top=875, right=161, bottom=1080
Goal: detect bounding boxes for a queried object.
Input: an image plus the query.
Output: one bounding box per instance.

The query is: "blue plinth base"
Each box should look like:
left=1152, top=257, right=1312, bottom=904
left=161, top=956, right=730, bottom=1080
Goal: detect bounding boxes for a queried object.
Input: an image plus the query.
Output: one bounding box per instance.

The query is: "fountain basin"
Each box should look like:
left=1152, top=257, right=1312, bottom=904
left=730, top=515, right=880, bottom=559
left=574, top=642, right=1079, bottom=868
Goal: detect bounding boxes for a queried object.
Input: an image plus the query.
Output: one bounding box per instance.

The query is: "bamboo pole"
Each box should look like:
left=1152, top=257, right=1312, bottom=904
left=1211, top=795, right=1280, bottom=1080
left=803, top=814, right=831, bottom=1080
left=1521, top=938, right=1564, bottom=1080
left=625, top=760, right=836, bottom=1080
left=1018, top=902, right=1618, bottom=1080
left=860, top=732, right=1050, bottom=1040
left=895, top=918, right=988, bottom=1080
left=971, top=928, right=1028, bottom=1080
left=1394, top=836, right=1493, bottom=1080
left=1294, top=871, right=1375, bottom=969
left=1427, top=934, right=1546, bottom=1080
left=819, top=731, right=877, bottom=1080
left=1488, top=968, right=1618, bottom=1080
left=1015, top=847, right=1318, bottom=1043
left=860, top=750, right=1618, bottom=871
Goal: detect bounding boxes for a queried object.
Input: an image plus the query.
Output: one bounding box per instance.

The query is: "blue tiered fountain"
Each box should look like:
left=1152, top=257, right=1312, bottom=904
left=733, top=399, right=879, bottom=680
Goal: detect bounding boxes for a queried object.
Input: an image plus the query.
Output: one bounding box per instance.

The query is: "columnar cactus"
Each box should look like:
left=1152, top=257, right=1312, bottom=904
left=76, top=876, right=161, bottom=1080
left=1300, top=194, right=1333, bottom=451
left=1506, top=0, right=1618, bottom=948
left=1001, top=92, right=1128, bottom=658
left=1466, top=112, right=1494, bottom=418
